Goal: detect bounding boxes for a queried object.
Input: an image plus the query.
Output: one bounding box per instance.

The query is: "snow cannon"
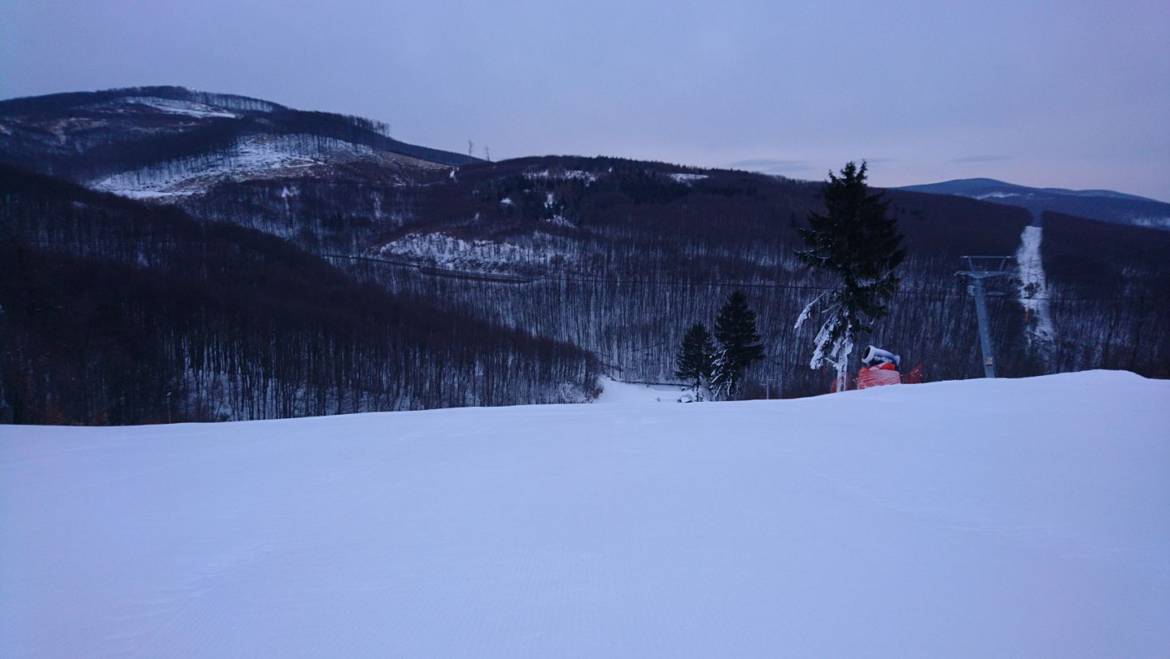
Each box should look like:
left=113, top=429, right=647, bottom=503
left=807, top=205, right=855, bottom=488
left=861, top=345, right=901, bottom=369
left=856, top=345, right=903, bottom=390
left=830, top=346, right=924, bottom=391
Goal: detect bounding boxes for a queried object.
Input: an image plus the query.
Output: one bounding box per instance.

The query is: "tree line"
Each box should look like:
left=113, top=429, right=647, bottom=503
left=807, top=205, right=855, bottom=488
left=675, top=291, right=765, bottom=400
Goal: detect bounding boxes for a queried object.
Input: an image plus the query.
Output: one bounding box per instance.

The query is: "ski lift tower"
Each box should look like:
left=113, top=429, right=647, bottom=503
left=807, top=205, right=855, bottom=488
left=957, top=255, right=1015, bottom=378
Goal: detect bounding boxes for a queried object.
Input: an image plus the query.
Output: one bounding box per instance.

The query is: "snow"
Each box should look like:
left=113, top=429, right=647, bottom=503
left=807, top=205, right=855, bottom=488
left=669, top=172, right=708, bottom=184
left=975, top=191, right=1025, bottom=200
left=1132, top=216, right=1170, bottom=229
left=377, top=231, right=574, bottom=272
left=793, top=292, right=823, bottom=331
left=525, top=168, right=599, bottom=184
left=123, top=96, right=240, bottom=119
left=89, top=135, right=378, bottom=199
left=595, top=376, right=684, bottom=403
left=1015, top=225, right=1056, bottom=349
left=2, top=371, right=1169, bottom=658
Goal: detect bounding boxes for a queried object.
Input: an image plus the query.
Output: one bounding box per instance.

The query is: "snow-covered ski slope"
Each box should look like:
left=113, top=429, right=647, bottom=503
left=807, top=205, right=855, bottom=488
left=2, top=371, right=1168, bottom=658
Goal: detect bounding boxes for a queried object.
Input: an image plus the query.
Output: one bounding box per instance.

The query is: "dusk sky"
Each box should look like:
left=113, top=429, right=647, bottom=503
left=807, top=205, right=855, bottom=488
left=4, top=0, right=1168, bottom=200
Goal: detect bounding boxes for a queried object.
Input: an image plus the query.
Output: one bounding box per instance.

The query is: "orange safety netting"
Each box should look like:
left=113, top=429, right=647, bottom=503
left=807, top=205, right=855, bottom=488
left=832, top=363, right=924, bottom=392
left=857, top=365, right=902, bottom=389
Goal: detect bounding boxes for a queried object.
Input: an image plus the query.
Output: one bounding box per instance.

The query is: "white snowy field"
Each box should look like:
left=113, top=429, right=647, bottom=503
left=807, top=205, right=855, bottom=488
left=2, top=371, right=1168, bottom=658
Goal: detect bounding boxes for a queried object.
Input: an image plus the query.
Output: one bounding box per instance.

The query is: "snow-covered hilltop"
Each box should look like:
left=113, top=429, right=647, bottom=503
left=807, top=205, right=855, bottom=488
left=3, top=371, right=1167, bottom=657
left=0, top=85, right=475, bottom=198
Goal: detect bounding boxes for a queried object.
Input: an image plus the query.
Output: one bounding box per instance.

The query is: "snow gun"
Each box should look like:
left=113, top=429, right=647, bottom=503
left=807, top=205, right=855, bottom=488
left=861, top=345, right=901, bottom=369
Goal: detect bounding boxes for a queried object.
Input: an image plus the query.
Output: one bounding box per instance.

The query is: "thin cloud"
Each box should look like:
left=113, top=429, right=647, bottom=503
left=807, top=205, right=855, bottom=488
left=950, top=154, right=1013, bottom=164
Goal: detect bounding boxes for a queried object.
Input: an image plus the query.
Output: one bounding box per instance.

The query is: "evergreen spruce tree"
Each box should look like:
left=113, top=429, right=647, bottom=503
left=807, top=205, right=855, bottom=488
left=712, top=291, right=765, bottom=400
left=794, top=161, right=905, bottom=392
left=675, top=323, right=716, bottom=401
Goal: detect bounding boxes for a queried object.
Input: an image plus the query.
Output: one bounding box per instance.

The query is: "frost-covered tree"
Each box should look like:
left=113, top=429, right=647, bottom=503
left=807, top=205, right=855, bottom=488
left=795, top=162, right=904, bottom=392
left=675, top=323, right=716, bottom=401
left=712, top=291, right=765, bottom=400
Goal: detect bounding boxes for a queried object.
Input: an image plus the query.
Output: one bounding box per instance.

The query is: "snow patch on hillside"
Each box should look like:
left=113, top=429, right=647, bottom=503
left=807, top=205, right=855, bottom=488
left=2, top=371, right=1168, bottom=657
left=1132, top=216, right=1170, bottom=229
left=90, top=135, right=377, bottom=198
left=525, top=168, right=599, bottom=185
left=123, top=96, right=240, bottom=119
left=377, top=231, right=575, bottom=272
left=669, top=172, right=708, bottom=184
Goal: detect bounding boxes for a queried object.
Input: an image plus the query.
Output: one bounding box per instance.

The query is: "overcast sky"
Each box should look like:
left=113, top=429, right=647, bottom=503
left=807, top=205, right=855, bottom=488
left=3, top=0, right=1168, bottom=200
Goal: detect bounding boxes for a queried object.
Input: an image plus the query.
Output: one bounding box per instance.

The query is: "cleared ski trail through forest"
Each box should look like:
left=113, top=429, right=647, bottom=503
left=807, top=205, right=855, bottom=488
left=2, top=371, right=1168, bottom=658
left=1016, top=222, right=1056, bottom=350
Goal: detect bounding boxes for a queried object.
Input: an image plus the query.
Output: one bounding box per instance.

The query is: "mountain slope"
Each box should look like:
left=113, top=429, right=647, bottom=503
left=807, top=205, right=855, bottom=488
left=900, top=178, right=1170, bottom=229
left=3, top=371, right=1167, bottom=657
left=331, top=156, right=1170, bottom=390
left=0, top=86, right=477, bottom=198
left=3, top=88, right=1168, bottom=404
left=0, top=165, right=596, bottom=423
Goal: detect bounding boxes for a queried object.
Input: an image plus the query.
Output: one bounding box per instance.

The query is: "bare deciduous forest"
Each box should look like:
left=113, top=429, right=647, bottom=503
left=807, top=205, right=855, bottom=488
left=0, top=167, right=597, bottom=424
left=2, top=92, right=1167, bottom=424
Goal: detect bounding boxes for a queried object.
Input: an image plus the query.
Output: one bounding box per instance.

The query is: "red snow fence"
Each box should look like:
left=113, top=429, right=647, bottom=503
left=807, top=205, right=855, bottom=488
left=857, top=363, right=902, bottom=389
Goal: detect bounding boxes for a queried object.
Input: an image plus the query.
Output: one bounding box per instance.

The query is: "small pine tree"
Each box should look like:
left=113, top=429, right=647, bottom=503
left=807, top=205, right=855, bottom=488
left=675, top=323, right=716, bottom=401
left=712, top=291, right=765, bottom=400
left=795, top=161, right=905, bottom=392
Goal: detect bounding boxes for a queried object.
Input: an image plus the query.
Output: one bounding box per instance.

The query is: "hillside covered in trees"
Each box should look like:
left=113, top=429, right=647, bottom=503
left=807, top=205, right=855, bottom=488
left=0, top=166, right=596, bottom=424
left=338, top=156, right=1170, bottom=395
left=3, top=87, right=1168, bottom=422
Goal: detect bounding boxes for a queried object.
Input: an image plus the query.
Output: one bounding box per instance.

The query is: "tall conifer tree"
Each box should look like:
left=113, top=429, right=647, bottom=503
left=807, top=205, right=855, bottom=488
left=712, top=291, right=765, bottom=400
left=795, top=162, right=905, bottom=392
left=675, top=323, right=716, bottom=401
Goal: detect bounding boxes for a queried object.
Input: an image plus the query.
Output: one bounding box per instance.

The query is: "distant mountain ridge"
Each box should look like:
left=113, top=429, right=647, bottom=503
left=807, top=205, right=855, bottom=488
left=0, top=85, right=477, bottom=198
left=900, top=178, right=1170, bottom=229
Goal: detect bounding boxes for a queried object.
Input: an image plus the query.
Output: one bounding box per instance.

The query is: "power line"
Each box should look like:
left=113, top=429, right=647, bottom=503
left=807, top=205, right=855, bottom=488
left=328, top=252, right=1158, bottom=303
left=17, top=239, right=1157, bottom=303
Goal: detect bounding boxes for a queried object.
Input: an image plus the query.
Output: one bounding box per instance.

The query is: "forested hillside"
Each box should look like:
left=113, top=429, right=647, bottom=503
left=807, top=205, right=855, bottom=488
left=0, top=167, right=596, bottom=424
left=0, top=86, right=475, bottom=182
left=330, top=157, right=1170, bottom=395
left=3, top=88, right=1168, bottom=416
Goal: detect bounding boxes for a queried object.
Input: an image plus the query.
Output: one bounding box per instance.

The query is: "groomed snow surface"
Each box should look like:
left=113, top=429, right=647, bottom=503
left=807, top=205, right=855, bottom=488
left=2, top=371, right=1168, bottom=658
